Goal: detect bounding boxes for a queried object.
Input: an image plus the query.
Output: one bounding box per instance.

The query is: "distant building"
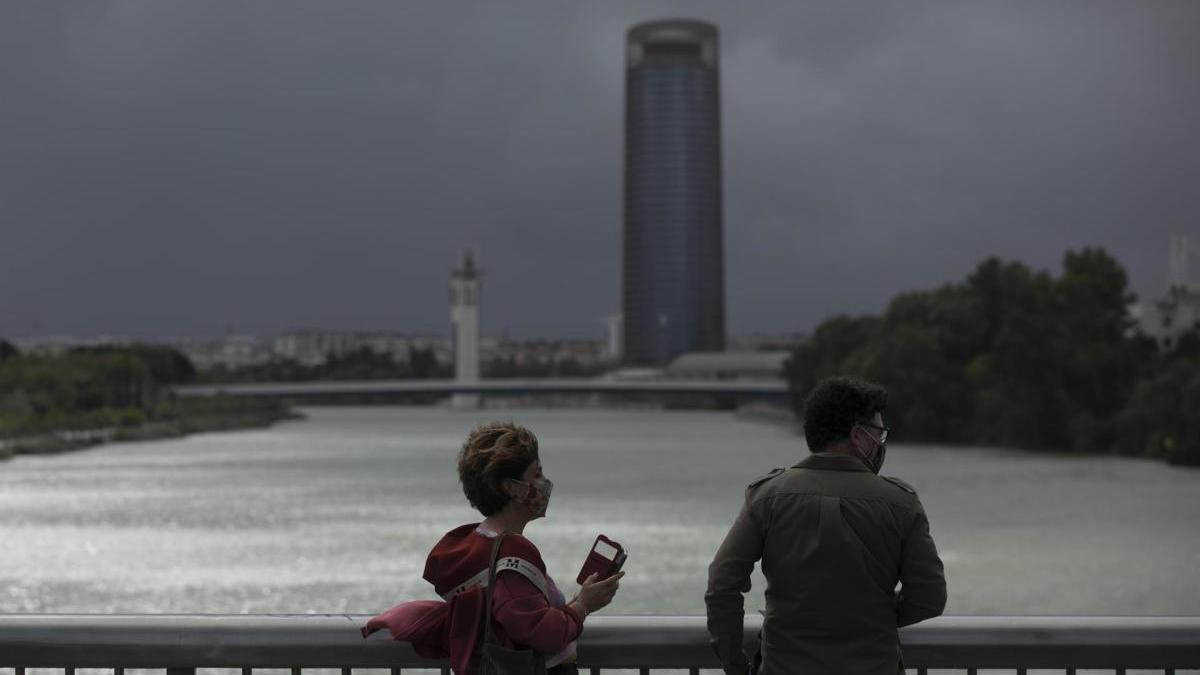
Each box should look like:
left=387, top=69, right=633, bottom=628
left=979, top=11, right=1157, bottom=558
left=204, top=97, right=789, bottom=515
left=728, top=332, right=808, bottom=352
left=487, top=337, right=609, bottom=370
left=450, top=249, right=482, bottom=408
left=665, top=350, right=790, bottom=381
left=273, top=330, right=429, bottom=367
left=174, top=334, right=272, bottom=371
left=1131, top=235, right=1200, bottom=351
left=623, top=19, right=725, bottom=367
left=606, top=313, right=624, bottom=360
left=11, top=335, right=133, bottom=357
left=11, top=333, right=275, bottom=371
left=273, top=329, right=353, bottom=366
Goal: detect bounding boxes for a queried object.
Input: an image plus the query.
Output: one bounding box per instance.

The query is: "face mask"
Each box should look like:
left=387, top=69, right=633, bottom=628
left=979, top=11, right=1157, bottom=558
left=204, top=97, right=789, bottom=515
left=869, top=442, right=886, bottom=474
left=507, top=477, right=553, bottom=518
left=854, top=429, right=886, bottom=474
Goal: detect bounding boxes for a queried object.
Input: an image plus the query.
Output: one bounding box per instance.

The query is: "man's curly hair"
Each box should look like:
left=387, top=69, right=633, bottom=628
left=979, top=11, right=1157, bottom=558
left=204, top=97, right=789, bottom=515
left=802, top=377, right=888, bottom=452
left=457, top=422, right=540, bottom=516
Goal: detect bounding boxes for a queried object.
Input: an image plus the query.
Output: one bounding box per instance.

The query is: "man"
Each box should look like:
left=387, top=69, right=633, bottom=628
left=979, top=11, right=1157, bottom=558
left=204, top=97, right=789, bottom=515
left=705, top=377, right=946, bottom=675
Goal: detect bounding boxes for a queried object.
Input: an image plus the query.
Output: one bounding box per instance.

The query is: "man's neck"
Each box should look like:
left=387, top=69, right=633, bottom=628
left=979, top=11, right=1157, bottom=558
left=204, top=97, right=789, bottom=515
left=820, top=442, right=873, bottom=468
left=822, top=442, right=857, bottom=457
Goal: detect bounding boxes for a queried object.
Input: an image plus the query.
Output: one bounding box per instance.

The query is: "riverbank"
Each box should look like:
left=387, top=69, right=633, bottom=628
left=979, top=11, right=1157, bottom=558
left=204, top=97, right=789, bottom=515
left=0, top=399, right=301, bottom=459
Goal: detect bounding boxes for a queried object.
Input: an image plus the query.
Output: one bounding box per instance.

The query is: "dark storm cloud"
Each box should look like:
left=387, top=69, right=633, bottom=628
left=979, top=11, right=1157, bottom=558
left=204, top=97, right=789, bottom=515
left=1, top=1, right=1197, bottom=339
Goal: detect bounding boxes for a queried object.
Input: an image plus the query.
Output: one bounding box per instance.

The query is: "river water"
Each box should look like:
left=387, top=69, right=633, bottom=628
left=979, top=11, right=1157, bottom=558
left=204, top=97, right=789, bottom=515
left=1, top=406, right=1197, bottom=616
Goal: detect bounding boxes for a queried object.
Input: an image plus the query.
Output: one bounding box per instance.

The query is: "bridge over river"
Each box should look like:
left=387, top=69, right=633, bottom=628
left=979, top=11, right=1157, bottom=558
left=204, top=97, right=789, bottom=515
left=175, top=377, right=791, bottom=403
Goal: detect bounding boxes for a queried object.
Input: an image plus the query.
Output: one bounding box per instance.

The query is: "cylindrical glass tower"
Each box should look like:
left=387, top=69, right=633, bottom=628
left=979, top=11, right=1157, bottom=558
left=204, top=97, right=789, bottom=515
left=623, top=19, right=725, bottom=367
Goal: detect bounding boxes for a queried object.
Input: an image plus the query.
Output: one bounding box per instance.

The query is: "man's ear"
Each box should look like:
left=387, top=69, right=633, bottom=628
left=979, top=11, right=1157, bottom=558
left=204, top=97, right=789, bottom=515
left=848, top=426, right=864, bottom=450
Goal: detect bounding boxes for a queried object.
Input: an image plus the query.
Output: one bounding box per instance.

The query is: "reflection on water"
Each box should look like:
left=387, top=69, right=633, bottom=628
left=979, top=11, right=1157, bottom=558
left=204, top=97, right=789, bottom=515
left=1, top=406, right=1198, bottom=615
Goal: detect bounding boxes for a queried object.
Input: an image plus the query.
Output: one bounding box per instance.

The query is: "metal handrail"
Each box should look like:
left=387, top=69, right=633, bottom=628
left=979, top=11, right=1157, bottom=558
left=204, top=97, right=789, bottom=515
left=1, top=614, right=1199, bottom=670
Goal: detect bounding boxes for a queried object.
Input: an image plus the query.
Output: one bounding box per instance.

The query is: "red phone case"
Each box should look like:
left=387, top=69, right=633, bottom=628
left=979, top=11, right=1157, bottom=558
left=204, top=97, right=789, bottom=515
left=576, top=534, right=626, bottom=585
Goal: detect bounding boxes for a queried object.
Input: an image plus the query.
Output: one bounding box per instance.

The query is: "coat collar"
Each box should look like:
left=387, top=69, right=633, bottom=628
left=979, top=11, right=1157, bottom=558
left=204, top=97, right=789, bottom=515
left=793, top=451, right=871, bottom=472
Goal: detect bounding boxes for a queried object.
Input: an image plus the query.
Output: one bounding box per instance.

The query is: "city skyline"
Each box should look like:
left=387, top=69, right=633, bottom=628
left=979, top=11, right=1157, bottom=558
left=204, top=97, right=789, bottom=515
left=2, top=2, right=1197, bottom=340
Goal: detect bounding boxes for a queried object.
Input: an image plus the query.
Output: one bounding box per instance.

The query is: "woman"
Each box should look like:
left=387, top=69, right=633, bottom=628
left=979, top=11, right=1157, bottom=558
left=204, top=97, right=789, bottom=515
left=365, top=421, right=623, bottom=675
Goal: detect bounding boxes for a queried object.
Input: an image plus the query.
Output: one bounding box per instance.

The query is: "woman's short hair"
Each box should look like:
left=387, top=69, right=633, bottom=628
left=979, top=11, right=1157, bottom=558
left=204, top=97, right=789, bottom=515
left=803, top=377, right=888, bottom=452
left=457, top=421, right=540, bottom=516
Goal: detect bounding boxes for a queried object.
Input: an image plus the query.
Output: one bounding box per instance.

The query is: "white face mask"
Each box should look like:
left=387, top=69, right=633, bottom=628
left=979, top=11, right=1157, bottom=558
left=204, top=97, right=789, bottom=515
left=506, top=477, right=553, bottom=518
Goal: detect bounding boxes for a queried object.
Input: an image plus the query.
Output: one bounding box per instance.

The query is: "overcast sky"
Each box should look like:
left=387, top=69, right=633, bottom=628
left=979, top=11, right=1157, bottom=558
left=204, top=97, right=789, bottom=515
left=2, top=1, right=1197, bottom=340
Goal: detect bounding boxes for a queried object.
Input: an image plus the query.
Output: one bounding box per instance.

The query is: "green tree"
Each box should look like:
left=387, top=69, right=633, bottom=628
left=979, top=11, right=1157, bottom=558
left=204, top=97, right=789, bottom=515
left=966, top=263, right=1072, bottom=448
left=320, top=347, right=406, bottom=380
left=785, top=248, right=1162, bottom=456
left=71, top=344, right=197, bottom=385
left=783, top=315, right=880, bottom=416
left=0, top=339, right=17, bottom=363
left=1114, top=355, right=1200, bottom=465
left=854, top=285, right=982, bottom=442
left=1113, top=324, right=1200, bottom=464
left=410, top=347, right=447, bottom=379
left=1053, top=249, right=1154, bottom=448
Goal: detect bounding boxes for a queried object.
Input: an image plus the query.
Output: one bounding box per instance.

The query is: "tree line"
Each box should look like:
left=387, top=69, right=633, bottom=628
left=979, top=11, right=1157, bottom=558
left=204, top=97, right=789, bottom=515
left=198, top=346, right=452, bottom=383
left=0, top=344, right=287, bottom=441
left=784, top=248, right=1200, bottom=466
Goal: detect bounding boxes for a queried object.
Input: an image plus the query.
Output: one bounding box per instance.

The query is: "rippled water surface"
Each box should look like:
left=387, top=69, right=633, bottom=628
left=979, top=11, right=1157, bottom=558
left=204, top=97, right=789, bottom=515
left=1, top=406, right=1197, bottom=615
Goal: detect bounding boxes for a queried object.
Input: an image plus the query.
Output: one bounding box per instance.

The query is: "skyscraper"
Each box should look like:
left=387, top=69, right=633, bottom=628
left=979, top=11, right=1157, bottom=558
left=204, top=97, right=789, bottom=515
left=623, top=19, right=725, bottom=367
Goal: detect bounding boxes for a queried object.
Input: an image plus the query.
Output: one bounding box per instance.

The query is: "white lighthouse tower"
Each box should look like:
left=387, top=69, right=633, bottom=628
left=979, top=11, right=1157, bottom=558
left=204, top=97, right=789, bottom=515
left=450, top=249, right=482, bottom=409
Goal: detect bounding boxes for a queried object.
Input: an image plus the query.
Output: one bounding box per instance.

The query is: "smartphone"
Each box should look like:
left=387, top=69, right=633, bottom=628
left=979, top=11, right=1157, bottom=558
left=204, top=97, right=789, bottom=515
left=576, top=534, right=627, bottom=585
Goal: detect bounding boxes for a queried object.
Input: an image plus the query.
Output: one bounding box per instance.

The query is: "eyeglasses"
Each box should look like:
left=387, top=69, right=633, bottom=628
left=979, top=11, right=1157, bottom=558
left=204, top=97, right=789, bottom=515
left=857, top=422, right=890, bottom=444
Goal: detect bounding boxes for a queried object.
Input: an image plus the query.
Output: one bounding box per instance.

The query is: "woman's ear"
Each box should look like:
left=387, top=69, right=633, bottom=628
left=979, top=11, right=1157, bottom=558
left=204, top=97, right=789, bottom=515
left=502, top=478, right=528, bottom=502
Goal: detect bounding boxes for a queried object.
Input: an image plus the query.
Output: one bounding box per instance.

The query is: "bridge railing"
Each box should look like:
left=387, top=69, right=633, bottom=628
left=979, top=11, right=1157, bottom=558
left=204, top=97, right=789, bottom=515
left=2, top=614, right=1199, bottom=674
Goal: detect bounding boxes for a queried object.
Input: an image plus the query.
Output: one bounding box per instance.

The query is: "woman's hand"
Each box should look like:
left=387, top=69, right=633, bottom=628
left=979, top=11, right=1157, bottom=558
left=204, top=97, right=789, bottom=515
left=574, top=571, right=625, bottom=614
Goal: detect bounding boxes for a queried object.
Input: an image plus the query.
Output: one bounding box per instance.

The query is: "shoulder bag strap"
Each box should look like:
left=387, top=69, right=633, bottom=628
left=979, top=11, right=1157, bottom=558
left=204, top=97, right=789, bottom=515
left=482, top=530, right=508, bottom=646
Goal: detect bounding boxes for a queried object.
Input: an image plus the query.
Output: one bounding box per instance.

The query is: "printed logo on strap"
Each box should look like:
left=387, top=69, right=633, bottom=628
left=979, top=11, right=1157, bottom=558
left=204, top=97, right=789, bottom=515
left=493, top=556, right=550, bottom=599
left=440, top=557, right=551, bottom=602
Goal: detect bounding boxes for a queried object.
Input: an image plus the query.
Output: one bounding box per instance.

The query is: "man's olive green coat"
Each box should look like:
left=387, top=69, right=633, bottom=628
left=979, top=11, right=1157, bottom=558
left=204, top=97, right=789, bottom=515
left=705, top=453, right=947, bottom=675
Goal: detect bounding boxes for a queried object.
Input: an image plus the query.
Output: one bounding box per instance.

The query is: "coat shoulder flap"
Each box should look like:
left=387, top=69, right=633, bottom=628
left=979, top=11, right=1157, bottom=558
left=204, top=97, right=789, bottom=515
left=748, top=467, right=786, bottom=490
left=882, top=475, right=917, bottom=495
